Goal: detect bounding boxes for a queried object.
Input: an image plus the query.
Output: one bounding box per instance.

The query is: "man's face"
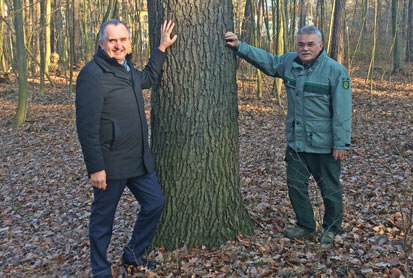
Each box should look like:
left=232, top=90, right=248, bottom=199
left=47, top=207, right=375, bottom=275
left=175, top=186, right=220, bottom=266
left=99, top=24, right=131, bottom=64
left=297, top=34, right=323, bottom=64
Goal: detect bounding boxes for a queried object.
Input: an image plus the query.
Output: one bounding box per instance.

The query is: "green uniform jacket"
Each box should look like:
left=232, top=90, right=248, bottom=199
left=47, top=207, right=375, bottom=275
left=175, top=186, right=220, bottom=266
left=237, top=42, right=352, bottom=154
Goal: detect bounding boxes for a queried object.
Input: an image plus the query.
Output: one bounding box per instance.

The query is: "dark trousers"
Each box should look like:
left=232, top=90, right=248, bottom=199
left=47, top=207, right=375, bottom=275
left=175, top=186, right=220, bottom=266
left=89, top=171, right=165, bottom=278
left=285, top=147, right=343, bottom=234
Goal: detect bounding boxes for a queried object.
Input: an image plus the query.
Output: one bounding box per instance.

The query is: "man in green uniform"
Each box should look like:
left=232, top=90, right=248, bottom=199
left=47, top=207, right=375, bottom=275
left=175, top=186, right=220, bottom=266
left=225, top=26, right=352, bottom=244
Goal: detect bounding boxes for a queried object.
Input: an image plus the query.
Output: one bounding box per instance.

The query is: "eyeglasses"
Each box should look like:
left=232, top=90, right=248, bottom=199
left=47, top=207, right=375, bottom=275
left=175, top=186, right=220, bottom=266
left=297, top=42, right=320, bottom=49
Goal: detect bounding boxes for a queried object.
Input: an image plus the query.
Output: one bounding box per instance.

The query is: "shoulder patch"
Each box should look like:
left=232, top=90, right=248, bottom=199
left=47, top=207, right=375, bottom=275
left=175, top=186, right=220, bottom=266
left=342, top=78, right=350, bottom=89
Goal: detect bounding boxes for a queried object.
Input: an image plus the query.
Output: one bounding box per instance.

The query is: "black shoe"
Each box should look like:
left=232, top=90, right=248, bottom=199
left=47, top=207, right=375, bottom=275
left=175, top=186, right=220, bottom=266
left=122, top=257, right=158, bottom=269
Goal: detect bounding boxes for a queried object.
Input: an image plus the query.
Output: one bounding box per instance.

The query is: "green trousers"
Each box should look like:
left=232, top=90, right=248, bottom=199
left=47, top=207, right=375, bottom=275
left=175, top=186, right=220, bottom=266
left=285, top=147, right=343, bottom=234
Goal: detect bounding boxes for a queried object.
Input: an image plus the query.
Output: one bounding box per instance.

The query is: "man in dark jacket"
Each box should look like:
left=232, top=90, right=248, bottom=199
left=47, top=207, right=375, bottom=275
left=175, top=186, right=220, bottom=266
left=76, top=19, right=177, bottom=278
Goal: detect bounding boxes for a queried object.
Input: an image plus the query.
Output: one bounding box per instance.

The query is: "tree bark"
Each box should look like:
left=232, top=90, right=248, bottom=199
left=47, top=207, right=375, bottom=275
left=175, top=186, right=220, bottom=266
left=392, top=0, right=403, bottom=71
left=0, top=0, right=7, bottom=72
left=241, top=0, right=253, bottom=44
left=73, top=0, right=81, bottom=65
left=147, top=0, right=254, bottom=250
left=330, top=0, right=346, bottom=64
left=366, top=0, right=379, bottom=82
left=407, top=0, right=413, bottom=62
left=39, top=0, right=46, bottom=95
left=273, top=0, right=284, bottom=110
left=45, top=0, right=51, bottom=75
left=12, top=0, right=28, bottom=128
left=299, top=0, right=306, bottom=27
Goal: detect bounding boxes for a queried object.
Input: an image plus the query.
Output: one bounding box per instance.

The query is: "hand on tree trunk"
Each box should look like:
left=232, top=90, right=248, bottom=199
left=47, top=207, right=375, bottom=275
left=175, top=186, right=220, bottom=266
left=159, top=20, right=178, bottom=52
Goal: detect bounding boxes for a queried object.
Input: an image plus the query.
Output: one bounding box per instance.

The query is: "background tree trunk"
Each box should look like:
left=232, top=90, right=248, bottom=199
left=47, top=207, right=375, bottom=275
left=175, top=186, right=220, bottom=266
left=12, top=0, right=28, bottom=128
left=366, top=0, right=379, bottom=83
left=0, top=0, right=8, bottom=72
left=67, top=0, right=74, bottom=97
left=330, top=0, right=346, bottom=63
left=327, top=0, right=336, bottom=55
left=290, top=0, right=297, bottom=49
left=392, top=0, right=403, bottom=71
left=407, top=0, right=413, bottom=62
left=44, top=0, right=51, bottom=75
left=250, top=0, right=263, bottom=97
left=241, top=0, right=253, bottom=44
left=299, top=0, right=306, bottom=27
left=73, top=0, right=81, bottom=66
left=147, top=0, right=254, bottom=250
left=273, top=0, right=285, bottom=110
left=39, top=0, right=46, bottom=95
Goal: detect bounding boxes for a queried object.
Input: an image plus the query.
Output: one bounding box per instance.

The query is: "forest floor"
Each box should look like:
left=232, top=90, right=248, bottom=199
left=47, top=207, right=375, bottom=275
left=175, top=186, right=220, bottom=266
left=0, top=66, right=412, bottom=278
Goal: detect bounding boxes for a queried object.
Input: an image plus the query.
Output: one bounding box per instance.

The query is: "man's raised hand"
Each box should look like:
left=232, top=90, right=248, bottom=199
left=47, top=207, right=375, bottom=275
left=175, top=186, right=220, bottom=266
left=159, top=20, right=178, bottom=52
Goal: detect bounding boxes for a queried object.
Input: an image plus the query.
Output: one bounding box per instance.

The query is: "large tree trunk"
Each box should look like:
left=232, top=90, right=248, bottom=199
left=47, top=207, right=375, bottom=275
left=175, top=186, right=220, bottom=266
left=12, top=0, right=28, bottom=128
left=147, top=0, right=254, bottom=250
left=330, top=0, right=346, bottom=64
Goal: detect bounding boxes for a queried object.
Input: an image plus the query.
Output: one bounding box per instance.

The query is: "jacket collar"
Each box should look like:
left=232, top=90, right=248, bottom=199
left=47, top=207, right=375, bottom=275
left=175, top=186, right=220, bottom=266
left=94, top=47, right=133, bottom=74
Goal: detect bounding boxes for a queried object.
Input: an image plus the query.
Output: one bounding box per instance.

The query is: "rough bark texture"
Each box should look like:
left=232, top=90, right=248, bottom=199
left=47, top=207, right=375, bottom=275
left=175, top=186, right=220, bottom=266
left=147, top=0, right=254, bottom=250
left=330, top=0, right=346, bottom=64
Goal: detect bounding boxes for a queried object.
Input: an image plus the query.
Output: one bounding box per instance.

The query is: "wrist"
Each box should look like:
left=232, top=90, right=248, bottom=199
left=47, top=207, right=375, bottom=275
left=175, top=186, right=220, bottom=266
left=158, top=46, right=166, bottom=52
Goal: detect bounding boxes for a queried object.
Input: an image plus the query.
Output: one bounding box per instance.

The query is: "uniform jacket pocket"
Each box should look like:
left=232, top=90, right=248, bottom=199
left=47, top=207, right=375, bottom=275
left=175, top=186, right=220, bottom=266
left=305, top=120, right=333, bottom=148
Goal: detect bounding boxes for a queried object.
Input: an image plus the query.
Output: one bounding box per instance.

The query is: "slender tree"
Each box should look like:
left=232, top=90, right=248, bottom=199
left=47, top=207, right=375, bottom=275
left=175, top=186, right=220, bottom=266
left=39, top=0, right=46, bottom=95
left=73, top=0, right=81, bottom=65
left=319, top=0, right=326, bottom=40
left=326, top=0, right=336, bottom=55
left=366, top=0, right=379, bottom=84
left=407, top=0, right=413, bottom=62
left=241, top=0, right=253, bottom=44
left=299, top=0, right=306, bottom=27
left=12, top=0, right=29, bottom=128
left=290, top=0, right=297, bottom=49
left=392, top=0, right=403, bottom=72
left=0, top=0, right=7, bottom=72
left=147, top=0, right=254, bottom=250
left=330, top=0, right=346, bottom=63
left=251, top=0, right=263, bottom=97
left=67, top=0, right=74, bottom=97
left=273, top=0, right=285, bottom=110
left=44, top=0, right=51, bottom=75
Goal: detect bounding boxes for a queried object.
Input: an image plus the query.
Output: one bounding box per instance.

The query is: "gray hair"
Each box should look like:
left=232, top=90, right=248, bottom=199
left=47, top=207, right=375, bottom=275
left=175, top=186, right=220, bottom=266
left=98, top=19, right=130, bottom=42
left=297, top=26, right=322, bottom=42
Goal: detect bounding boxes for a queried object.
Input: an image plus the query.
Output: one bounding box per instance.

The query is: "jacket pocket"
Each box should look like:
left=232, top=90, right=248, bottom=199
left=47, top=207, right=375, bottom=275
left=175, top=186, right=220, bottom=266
left=100, top=119, right=115, bottom=151
left=305, top=120, right=333, bottom=148
left=303, top=92, right=331, bottom=118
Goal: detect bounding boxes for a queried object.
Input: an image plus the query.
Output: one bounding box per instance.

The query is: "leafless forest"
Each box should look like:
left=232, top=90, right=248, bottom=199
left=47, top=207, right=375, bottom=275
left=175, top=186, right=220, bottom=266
left=0, top=0, right=412, bottom=277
